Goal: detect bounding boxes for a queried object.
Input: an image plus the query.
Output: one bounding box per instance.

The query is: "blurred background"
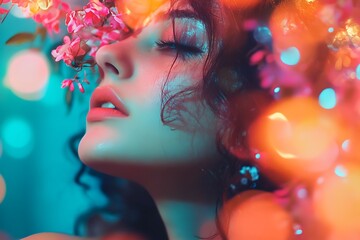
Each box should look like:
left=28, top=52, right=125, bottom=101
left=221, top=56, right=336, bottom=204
left=0, top=4, right=103, bottom=239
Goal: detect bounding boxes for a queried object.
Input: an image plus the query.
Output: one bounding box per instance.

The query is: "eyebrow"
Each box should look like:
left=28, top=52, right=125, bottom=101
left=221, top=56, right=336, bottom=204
left=167, top=9, right=203, bottom=22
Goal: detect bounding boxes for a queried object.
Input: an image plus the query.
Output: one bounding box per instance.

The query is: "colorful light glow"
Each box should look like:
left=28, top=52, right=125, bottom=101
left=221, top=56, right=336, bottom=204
left=293, top=224, right=303, bottom=235
left=319, top=88, right=337, bottom=109
left=280, top=47, right=301, bottom=66
left=296, top=188, right=307, bottom=199
left=334, top=165, right=347, bottom=178
left=0, top=175, right=6, bottom=204
left=5, top=49, right=50, bottom=101
left=269, top=1, right=327, bottom=71
left=220, top=0, right=262, bottom=9
left=115, top=0, right=168, bottom=30
left=249, top=97, right=339, bottom=180
left=356, top=64, right=360, bottom=80
left=328, top=230, right=360, bottom=240
left=314, top=165, right=360, bottom=232
left=342, top=139, right=350, bottom=152
left=254, top=26, right=272, bottom=44
left=221, top=191, right=293, bottom=240
left=10, top=4, right=32, bottom=18
left=1, top=117, right=34, bottom=159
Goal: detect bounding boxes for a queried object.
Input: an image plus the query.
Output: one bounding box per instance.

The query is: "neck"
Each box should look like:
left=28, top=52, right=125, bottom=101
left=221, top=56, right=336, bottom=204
left=156, top=199, right=219, bottom=240
left=88, top=160, right=222, bottom=239
left=89, top=160, right=221, bottom=202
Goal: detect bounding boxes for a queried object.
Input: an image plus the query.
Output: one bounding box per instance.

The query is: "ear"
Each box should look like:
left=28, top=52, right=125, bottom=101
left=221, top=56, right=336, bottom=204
left=222, top=90, right=274, bottom=160
left=221, top=126, right=251, bottom=160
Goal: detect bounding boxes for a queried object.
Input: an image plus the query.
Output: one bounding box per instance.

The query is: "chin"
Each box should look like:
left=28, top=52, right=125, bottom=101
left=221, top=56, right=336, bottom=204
left=77, top=127, right=121, bottom=165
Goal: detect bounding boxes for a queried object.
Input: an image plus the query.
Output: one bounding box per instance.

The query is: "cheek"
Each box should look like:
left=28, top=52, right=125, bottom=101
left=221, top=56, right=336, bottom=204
left=79, top=41, right=215, bottom=166
left=119, top=56, right=205, bottom=106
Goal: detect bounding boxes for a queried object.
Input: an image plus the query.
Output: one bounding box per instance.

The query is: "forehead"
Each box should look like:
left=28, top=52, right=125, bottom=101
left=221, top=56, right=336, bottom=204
left=150, top=0, right=222, bottom=18
left=151, top=0, right=226, bottom=29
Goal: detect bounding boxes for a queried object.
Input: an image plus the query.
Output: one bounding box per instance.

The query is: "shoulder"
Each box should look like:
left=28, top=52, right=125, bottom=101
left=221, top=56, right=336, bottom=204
left=21, top=233, right=98, bottom=240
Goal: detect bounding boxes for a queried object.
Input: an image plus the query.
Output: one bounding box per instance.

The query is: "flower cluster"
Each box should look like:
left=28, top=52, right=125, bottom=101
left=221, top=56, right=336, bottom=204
left=51, top=0, right=129, bottom=93
left=1, top=0, right=69, bottom=33
left=2, top=0, right=166, bottom=93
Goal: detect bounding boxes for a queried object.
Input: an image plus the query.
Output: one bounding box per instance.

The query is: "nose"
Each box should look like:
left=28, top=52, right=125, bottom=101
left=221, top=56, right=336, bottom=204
left=95, top=41, right=134, bottom=81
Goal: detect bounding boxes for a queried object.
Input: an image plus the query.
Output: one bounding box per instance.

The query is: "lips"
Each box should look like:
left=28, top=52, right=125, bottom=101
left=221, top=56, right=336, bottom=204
left=87, top=86, right=129, bottom=122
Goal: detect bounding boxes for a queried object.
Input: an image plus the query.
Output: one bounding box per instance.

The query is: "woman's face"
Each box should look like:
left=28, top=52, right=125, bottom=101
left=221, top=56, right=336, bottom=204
left=78, top=1, right=221, bottom=173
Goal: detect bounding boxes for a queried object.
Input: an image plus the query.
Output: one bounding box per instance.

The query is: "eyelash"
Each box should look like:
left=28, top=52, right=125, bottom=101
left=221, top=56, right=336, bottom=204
left=155, top=40, right=204, bottom=60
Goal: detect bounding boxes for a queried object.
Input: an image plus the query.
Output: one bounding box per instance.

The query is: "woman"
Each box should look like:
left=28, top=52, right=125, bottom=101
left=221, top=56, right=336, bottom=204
left=24, top=0, right=279, bottom=239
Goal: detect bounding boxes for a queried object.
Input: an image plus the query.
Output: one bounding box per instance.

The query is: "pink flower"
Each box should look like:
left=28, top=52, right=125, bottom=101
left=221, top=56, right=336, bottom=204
left=33, top=8, right=62, bottom=33
left=84, top=0, right=109, bottom=18
left=83, top=0, right=109, bottom=27
left=109, top=7, right=129, bottom=32
left=61, top=79, right=87, bottom=93
left=0, top=7, right=8, bottom=14
left=85, top=26, right=122, bottom=56
left=14, top=0, right=70, bottom=33
left=77, top=82, right=85, bottom=93
left=12, top=0, right=31, bottom=8
left=51, top=36, right=86, bottom=66
left=66, top=10, right=85, bottom=33
left=65, top=0, right=111, bottom=34
left=61, top=79, right=74, bottom=91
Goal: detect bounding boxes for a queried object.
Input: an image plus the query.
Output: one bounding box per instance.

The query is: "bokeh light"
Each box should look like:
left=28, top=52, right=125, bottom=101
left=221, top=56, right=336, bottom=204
left=280, top=47, right=301, bottom=66
left=10, top=5, right=31, bottom=18
left=254, top=26, right=272, bottom=44
left=293, top=224, right=303, bottom=236
left=249, top=97, right=339, bottom=181
left=327, top=230, right=360, bottom=240
left=334, top=164, right=348, bottom=178
left=0, top=175, right=6, bottom=204
left=314, top=165, right=360, bottom=232
left=319, top=88, right=337, bottom=109
left=1, top=117, right=34, bottom=159
left=269, top=0, right=327, bottom=70
left=220, top=0, right=262, bottom=9
left=356, top=64, right=360, bottom=80
left=4, top=49, right=50, bottom=101
left=221, top=190, right=293, bottom=240
left=115, top=0, right=168, bottom=29
left=341, top=139, right=350, bottom=152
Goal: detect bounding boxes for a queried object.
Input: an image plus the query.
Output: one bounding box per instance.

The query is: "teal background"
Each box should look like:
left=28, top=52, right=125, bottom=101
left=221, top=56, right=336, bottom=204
left=0, top=9, right=102, bottom=240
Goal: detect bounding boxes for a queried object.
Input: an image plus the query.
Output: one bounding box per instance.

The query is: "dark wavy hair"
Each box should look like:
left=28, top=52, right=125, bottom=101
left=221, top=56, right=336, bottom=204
left=68, top=0, right=281, bottom=239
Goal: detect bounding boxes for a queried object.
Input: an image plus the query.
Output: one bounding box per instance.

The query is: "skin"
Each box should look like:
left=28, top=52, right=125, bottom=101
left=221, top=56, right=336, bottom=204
left=78, top=1, right=221, bottom=201
left=77, top=1, right=225, bottom=239
left=26, top=1, right=226, bottom=239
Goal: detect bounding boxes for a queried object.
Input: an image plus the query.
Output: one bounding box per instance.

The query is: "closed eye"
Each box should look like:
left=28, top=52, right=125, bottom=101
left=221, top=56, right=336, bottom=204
left=155, top=40, right=204, bottom=59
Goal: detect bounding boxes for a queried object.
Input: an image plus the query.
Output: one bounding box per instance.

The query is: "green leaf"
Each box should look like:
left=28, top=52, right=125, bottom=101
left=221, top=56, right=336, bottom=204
left=6, top=32, right=36, bottom=45
left=36, top=26, right=47, bottom=42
